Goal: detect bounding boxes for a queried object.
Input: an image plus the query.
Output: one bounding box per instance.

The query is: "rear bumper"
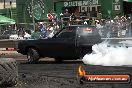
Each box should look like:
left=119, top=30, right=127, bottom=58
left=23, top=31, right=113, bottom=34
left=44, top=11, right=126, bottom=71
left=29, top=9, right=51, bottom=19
left=77, top=35, right=102, bottom=46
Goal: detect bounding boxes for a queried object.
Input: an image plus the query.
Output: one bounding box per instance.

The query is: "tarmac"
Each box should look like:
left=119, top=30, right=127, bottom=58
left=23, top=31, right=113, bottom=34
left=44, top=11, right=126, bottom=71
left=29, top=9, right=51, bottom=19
left=0, top=49, right=132, bottom=88
left=0, top=48, right=18, bottom=54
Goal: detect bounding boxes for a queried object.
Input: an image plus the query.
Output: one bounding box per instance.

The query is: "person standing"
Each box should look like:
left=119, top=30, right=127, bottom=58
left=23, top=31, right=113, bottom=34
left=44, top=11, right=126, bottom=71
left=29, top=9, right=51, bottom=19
left=18, top=26, right=25, bottom=38
left=39, top=22, right=47, bottom=38
left=47, top=24, right=54, bottom=38
left=47, top=10, right=54, bottom=22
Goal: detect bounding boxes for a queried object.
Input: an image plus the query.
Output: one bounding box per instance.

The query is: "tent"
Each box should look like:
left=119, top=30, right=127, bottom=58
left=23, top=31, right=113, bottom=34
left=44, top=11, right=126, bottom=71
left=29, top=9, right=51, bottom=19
left=0, top=15, right=15, bottom=25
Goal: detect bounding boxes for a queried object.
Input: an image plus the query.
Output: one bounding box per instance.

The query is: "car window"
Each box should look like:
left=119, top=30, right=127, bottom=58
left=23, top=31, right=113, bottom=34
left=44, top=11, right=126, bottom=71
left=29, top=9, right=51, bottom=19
left=57, top=27, right=75, bottom=38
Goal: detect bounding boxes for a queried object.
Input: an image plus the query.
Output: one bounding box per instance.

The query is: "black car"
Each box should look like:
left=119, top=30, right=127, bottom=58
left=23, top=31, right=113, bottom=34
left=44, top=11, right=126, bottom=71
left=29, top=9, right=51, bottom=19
left=17, top=25, right=102, bottom=62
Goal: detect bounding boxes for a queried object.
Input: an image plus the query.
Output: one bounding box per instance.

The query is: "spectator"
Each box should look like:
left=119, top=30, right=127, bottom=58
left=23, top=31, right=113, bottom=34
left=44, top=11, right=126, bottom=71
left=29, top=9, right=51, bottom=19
left=31, top=23, right=42, bottom=39
left=70, top=13, right=76, bottom=21
left=84, top=20, right=87, bottom=25
left=52, top=12, right=58, bottom=23
left=62, top=9, right=71, bottom=26
left=38, top=22, right=47, bottom=38
left=47, top=10, right=54, bottom=22
left=47, top=24, right=54, bottom=38
left=18, top=27, right=25, bottom=37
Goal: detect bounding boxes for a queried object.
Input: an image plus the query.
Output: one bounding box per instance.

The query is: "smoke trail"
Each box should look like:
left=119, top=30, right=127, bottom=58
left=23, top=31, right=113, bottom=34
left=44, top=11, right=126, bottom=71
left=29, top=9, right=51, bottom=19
left=82, top=40, right=132, bottom=66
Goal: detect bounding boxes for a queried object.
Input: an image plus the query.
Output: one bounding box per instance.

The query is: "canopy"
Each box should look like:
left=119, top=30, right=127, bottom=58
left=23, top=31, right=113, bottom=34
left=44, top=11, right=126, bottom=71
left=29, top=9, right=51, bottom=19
left=0, top=15, right=15, bottom=25
left=123, top=0, right=132, bottom=2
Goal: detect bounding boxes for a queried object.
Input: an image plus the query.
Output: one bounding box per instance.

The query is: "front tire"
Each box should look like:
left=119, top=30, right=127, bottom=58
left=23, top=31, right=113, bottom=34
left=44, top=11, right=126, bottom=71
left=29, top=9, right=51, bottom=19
left=0, top=58, right=18, bottom=87
left=27, top=48, right=40, bottom=63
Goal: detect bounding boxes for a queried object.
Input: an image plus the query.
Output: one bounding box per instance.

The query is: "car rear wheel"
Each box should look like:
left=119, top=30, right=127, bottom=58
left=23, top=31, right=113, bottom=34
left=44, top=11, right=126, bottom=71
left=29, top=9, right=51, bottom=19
left=0, top=58, right=18, bottom=87
left=27, top=48, right=40, bottom=63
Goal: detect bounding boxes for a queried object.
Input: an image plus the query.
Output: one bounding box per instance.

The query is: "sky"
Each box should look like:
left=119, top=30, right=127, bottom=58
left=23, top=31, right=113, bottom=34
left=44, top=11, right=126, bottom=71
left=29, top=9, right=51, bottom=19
left=0, top=0, right=16, bottom=2
left=6, top=0, right=16, bottom=2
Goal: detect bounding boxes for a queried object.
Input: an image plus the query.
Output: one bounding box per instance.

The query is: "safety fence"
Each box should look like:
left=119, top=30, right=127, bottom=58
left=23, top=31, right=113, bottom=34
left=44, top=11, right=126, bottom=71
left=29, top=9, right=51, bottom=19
left=0, top=39, right=21, bottom=51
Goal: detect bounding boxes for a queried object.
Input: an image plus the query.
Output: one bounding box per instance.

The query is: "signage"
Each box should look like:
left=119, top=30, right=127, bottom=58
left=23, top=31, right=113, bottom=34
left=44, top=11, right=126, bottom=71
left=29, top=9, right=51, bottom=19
left=114, top=0, right=120, bottom=3
left=113, top=0, right=121, bottom=11
left=123, top=0, right=132, bottom=2
left=64, top=0, right=99, bottom=7
left=27, top=0, right=45, bottom=20
left=80, top=6, right=88, bottom=12
left=115, top=5, right=120, bottom=10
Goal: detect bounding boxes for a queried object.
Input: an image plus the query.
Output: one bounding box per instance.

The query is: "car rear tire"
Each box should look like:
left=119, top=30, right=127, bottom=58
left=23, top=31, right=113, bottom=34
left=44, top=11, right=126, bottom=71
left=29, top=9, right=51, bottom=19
left=27, top=48, right=40, bottom=63
left=0, top=58, right=18, bottom=87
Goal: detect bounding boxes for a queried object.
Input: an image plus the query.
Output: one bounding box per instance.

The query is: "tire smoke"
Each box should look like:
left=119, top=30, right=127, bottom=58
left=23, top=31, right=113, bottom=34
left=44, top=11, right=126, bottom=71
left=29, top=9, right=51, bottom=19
left=82, top=41, right=132, bottom=66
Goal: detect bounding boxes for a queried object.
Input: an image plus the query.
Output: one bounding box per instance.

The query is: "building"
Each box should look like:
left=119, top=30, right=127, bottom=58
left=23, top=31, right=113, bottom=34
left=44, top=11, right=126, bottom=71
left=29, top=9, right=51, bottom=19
left=0, top=0, right=16, bottom=9
left=16, top=0, right=53, bottom=23
left=15, top=0, right=132, bottom=23
left=0, top=0, right=16, bottom=20
left=55, top=0, right=124, bottom=19
left=0, top=0, right=132, bottom=23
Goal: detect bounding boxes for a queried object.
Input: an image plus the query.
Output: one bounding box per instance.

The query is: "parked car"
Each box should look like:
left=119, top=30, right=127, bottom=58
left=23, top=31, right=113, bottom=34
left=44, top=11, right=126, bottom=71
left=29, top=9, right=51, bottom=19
left=17, top=25, right=102, bottom=62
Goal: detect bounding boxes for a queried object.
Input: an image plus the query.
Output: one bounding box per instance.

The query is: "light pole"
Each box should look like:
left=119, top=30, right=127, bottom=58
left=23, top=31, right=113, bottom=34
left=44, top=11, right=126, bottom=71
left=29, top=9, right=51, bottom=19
left=4, top=0, right=5, bottom=8
left=9, top=1, right=12, bottom=18
left=53, top=0, right=54, bottom=11
left=31, top=0, right=35, bottom=31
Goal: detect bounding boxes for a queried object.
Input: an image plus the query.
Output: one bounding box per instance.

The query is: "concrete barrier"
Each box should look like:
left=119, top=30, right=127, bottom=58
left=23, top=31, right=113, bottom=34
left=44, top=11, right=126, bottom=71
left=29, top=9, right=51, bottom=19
left=0, top=39, right=22, bottom=49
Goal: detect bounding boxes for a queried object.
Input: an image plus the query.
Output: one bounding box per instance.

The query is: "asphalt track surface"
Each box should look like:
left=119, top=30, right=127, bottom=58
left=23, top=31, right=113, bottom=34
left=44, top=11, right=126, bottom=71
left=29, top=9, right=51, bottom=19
left=0, top=51, right=132, bottom=88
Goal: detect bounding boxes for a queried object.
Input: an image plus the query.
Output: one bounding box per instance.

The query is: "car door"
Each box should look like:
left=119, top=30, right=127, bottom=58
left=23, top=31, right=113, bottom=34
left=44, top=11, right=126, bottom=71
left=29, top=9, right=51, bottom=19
left=38, top=27, right=77, bottom=58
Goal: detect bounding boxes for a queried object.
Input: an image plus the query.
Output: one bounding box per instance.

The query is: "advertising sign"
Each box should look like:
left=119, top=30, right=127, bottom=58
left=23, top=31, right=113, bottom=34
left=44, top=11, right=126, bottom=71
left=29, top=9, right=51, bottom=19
left=64, top=0, right=99, bottom=7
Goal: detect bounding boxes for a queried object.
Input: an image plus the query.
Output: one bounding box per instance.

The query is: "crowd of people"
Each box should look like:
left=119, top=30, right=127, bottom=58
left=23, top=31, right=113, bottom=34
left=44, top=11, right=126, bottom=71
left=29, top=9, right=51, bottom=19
left=0, top=8, right=131, bottom=40
left=31, top=22, right=59, bottom=39
left=95, top=16, right=132, bottom=38
left=30, top=9, right=96, bottom=39
left=30, top=9, right=132, bottom=39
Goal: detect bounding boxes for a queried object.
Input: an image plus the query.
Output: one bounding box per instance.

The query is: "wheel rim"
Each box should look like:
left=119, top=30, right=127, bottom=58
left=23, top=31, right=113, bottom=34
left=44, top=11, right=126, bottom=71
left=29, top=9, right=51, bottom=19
left=27, top=49, right=34, bottom=62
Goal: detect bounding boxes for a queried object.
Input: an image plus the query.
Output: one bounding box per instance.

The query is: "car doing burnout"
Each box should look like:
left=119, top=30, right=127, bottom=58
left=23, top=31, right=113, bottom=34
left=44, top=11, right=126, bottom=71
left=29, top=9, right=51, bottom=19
left=17, top=25, right=102, bottom=62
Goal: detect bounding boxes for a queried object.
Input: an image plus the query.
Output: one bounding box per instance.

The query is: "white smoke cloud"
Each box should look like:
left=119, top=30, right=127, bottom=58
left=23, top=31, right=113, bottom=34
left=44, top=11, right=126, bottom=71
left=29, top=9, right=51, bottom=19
left=82, top=40, right=132, bottom=66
